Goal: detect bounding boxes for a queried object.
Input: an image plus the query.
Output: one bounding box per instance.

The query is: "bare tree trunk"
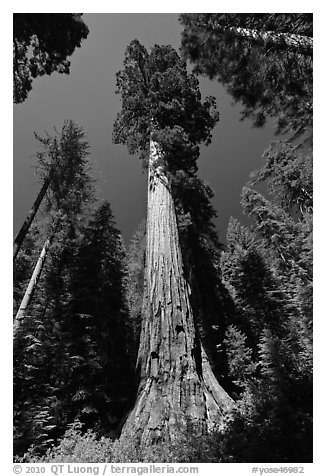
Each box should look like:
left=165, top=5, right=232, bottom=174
left=13, top=237, right=52, bottom=339
left=13, top=169, right=54, bottom=262
left=121, top=139, right=233, bottom=445
left=216, top=24, right=313, bottom=55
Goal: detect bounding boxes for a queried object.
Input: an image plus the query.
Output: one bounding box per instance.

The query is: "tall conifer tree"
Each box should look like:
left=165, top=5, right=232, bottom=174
left=180, top=14, right=313, bottom=137
left=113, top=40, right=233, bottom=445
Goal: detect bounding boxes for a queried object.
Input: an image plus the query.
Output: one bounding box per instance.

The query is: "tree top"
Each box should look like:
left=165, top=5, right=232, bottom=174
left=113, top=39, right=219, bottom=169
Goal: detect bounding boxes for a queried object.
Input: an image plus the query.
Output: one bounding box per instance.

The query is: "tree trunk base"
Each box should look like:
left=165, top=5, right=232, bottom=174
left=121, top=139, right=233, bottom=446
left=121, top=344, right=233, bottom=445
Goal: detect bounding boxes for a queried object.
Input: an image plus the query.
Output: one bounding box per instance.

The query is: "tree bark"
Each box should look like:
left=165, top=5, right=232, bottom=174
left=13, top=236, right=52, bottom=339
left=121, top=139, right=233, bottom=445
left=216, top=24, right=313, bottom=56
left=13, top=169, right=54, bottom=262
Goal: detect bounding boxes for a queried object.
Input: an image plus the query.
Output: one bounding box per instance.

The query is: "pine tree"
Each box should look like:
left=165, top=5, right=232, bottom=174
left=180, top=14, right=313, bottom=137
left=13, top=121, right=98, bottom=455
left=13, top=120, right=94, bottom=337
left=178, top=13, right=313, bottom=462
left=14, top=199, right=134, bottom=455
left=68, top=201, right=135, bottom=432
left=219, top=163, right=312, bottom=462
left=250, top=140, right=313, bottom=216
left=181, top=14, right=312, bottom=55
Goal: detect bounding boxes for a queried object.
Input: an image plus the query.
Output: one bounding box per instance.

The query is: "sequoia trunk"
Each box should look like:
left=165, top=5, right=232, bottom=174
left=121, top=139, right=233, bottom=444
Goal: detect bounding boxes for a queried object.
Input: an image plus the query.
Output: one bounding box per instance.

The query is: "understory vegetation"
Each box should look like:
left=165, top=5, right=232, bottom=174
left=13, top=13, right=312, bottom=463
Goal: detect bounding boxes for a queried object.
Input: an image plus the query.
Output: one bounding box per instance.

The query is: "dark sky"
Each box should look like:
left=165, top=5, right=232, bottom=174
left=13, top=13, right=276, bottom=246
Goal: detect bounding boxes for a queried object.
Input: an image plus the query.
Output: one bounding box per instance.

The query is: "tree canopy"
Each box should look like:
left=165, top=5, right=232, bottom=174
left=180, top=14, right=313, bottom=137
left=249, top=141, right=313, bottom=215
left=113, top=39, right=222, bottom=254
left=13, top=13, right=89, bottom=103
left=14, top=15, right=313, bottom=464
left=14, top=148, right=133, bottom=454
left=113, top=39, right=219, bottom=168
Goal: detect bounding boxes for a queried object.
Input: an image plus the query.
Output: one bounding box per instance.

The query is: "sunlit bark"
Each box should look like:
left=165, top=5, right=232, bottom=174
left=13, top=237, right=52, bottom=339
left=211, top=22, right=313, bottom=55
left=121, top=139, right=233, bottom=444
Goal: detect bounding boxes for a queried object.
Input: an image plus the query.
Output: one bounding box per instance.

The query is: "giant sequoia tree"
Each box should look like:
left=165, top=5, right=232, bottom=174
left=113, top=40, right=233, bottom=445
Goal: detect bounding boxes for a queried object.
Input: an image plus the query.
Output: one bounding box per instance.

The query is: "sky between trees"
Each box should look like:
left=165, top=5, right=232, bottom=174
left=8, top=5, right=326, bottom=467
left=13, top=12, right=276, bottom=245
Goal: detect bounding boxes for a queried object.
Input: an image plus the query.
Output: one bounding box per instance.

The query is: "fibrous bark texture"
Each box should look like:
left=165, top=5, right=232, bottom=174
left=121, top=139, right=233, bottom=445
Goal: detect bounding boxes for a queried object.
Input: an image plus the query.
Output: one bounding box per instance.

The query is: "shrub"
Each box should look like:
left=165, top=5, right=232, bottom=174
left=15, top=422, right=113, bottom=463
left=15, top=420, right=227, bottom=463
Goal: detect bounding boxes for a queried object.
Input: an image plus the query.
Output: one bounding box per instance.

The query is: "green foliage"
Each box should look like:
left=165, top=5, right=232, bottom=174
left=18, top=407, right=312, bottom=463
left=14, top=121, right=133, bottom=457
left=16, top=421, right=227, bottom=463
left=35, top=120, right=95, bottom=216
left=68, top=201, right=136, bottom=426
left=113, top=39, right=228, bottom=390
left=219, top=138, right=312, bottom=462
left=221, top=218, right=284, bottom=346
left=14, top=201, right=134, bottom=457
left=180, top=14, right=313, bottom=137
left=14, top=120, right=96, bottom=319
left=202, top=14, right=312, bottom=36
left=125, top=220, right=146, bottom=357
left=14, top=19, right=313, bottom=464
left=224, top=325, right=258, bottom=388
left=14, top=122, right=98, bottom=454
left=113, top=39, right=219, bottom=167
left=250, top=140, right=313, bottom=215
left=24, top=413, right=311, bottom=464
left=172, top=170, right=218, bottom=240
left=15, top=423, right=113, bottom=463
left=13, top=13, right=89, bottom=103
left=241, top=186, right=312, bottom=283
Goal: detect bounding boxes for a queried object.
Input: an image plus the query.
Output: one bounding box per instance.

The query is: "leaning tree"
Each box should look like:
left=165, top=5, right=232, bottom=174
left=180, top=14, right=313, bottom=137
left=113, top=40, right=233, bottom=445
left=14, top=120, right=94, bottom=339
